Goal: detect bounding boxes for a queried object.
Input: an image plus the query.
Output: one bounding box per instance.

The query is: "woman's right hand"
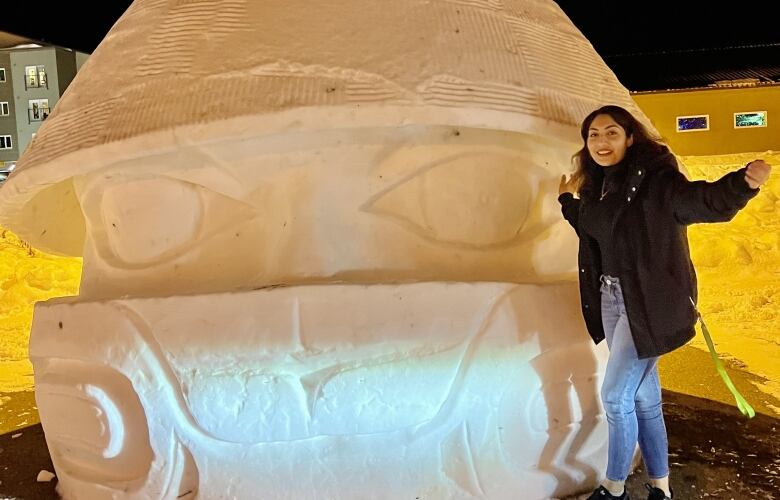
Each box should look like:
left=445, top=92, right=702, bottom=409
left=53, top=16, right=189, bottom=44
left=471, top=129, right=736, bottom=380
left=559, top=174, right=577, bottom=196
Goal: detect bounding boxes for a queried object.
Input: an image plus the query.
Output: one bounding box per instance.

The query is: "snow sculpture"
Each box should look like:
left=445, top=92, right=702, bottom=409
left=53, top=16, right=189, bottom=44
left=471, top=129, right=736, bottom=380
left=0, top=0, right=655, bottom=498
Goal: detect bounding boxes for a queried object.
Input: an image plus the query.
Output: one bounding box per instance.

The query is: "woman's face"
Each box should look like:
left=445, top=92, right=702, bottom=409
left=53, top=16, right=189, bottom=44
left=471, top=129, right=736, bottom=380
left=586, top=114, right=633, bottom=167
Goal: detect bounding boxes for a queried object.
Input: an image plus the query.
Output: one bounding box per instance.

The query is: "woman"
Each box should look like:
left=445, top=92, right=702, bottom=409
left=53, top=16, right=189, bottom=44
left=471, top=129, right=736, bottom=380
left=557, top=105, right=771, bottom=500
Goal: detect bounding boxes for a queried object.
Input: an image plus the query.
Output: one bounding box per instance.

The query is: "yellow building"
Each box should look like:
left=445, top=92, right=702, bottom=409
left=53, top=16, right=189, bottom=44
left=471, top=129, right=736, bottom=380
left=633, top=83, right=779, bottom=156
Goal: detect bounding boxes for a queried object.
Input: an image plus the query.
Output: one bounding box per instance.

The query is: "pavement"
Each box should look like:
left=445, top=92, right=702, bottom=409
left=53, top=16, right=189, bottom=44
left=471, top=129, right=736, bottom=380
left=621, top=390, right=779, bottom=500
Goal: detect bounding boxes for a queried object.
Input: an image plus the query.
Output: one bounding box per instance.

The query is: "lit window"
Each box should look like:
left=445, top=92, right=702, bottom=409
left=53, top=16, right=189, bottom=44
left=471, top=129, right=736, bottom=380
left=676, top=115, right=709, bottom=132
left=0, top=135, right=12, bottom=149
left=734, top=111, right=767, bottom=129
left=28, top=99, right=50, bottom=121
left=24, top=65, right=47, bottom=89
left=26, top=66, right=37, bottom=87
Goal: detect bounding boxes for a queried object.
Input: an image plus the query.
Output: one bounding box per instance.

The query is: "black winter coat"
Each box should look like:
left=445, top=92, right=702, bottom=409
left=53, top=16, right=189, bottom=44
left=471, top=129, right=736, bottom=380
left=558, top=149, right=760, bottom=359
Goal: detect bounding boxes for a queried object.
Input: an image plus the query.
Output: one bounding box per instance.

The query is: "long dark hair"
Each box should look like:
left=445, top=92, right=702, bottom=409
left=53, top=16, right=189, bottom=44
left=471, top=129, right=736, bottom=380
left=571, top=105, right=666, bottom=202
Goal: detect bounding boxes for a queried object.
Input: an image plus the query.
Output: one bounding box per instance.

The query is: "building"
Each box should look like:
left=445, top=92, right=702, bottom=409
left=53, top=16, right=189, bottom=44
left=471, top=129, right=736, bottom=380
left=615, top=45, right=780, bottom=156
left=0, top=32, right=89, bottom=173
left=633, top=81, right=779, bottom=157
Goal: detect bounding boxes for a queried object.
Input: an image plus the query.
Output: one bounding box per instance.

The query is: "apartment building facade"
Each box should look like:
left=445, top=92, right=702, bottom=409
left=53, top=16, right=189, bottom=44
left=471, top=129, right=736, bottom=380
left=0, top=43, right=89, bottom=171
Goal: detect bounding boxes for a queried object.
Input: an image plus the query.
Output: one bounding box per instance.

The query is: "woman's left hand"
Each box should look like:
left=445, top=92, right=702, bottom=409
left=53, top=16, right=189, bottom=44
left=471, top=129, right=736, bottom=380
left=745, top=159, right=771, bottom=189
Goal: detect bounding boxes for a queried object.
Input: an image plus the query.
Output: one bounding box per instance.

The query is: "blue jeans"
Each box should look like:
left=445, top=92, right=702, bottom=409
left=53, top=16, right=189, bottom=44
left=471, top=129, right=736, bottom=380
left=600, top=275, right=669, bottom=481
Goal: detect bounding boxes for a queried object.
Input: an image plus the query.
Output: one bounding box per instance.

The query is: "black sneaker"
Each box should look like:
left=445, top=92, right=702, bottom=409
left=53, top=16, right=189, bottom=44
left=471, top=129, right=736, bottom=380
left=644, top=483, right=673, bottom=499
left=587, top=485, right=629, bottom=500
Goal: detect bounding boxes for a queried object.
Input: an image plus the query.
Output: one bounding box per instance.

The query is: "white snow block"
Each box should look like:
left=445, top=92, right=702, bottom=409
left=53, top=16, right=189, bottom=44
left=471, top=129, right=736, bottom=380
left=32, top=282, right=607, bottom=499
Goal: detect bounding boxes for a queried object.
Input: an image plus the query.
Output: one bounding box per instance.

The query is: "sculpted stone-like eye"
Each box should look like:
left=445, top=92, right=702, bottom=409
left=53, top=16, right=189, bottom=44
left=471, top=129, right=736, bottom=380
left=100, top=178, right=204, bottom=265
left=366, top=151, right=545, bottom=248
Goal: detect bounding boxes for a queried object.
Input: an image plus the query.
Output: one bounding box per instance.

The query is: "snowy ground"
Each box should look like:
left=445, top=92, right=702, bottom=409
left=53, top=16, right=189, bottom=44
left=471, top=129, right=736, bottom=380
left=675, top=151, right=780, bottom=416
left=0, top=230, right=80, bottom=402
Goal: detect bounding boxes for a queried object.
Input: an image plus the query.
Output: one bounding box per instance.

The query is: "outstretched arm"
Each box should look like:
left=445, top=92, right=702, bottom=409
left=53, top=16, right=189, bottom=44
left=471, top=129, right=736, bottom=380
left=665, top=160, right=770, bottom=225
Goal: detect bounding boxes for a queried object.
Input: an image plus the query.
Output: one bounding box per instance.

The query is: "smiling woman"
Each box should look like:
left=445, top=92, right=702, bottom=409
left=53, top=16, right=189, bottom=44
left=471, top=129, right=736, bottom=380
left=558, top=104, right=769, bottom=500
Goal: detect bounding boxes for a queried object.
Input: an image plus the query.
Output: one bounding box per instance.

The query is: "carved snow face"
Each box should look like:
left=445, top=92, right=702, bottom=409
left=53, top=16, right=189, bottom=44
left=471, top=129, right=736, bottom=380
left=72, top=125, right=579, bottom=299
